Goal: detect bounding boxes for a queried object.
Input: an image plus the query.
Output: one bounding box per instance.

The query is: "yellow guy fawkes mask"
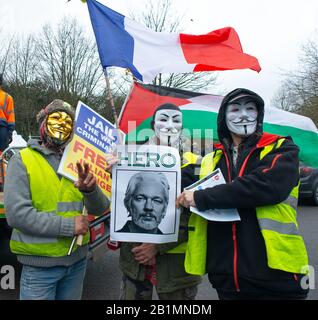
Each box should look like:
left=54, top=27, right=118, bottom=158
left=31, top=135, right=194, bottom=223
left=46, top=111, right=73, bottom=141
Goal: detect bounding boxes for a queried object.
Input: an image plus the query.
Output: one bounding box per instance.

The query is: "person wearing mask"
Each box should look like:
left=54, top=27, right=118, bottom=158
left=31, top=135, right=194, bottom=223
left=106, top=103, right=202, bottom=300
left=4, top=99, right=110, bottom=300
left=177, top=88, right=309, bottom=300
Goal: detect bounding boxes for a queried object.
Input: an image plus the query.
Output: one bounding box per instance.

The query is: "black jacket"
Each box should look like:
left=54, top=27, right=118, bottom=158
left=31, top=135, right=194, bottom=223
left=193, top=88, right=308, bottom=298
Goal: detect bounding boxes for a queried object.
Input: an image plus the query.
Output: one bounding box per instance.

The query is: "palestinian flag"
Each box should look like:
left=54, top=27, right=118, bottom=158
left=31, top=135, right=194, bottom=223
left=119, top=82, right=318, bottom=167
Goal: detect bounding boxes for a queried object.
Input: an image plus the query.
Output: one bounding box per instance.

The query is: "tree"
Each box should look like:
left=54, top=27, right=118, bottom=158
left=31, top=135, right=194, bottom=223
left=272, top=33, right=318, bottom=125
left=35, top=18, right=104, bottom=104
left=5, top=35, right=39, bottom=86
left=8, top=80, right=57, bottom=137
left=0, top=27, right=14, bottom=75
left=0, top=38, right=12, bottom=76
left=0, top=18, right=112, bottom=137
left=0, top=34, right=40, bottom=137
left=271, top=83, right=298, bottom=111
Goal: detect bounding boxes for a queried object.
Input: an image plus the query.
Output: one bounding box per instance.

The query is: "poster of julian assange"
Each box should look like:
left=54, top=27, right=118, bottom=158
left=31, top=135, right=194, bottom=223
left=110, top=144, right=181, bottom=244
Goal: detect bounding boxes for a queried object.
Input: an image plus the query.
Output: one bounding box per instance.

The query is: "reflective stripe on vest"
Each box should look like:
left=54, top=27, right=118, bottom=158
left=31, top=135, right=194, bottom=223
left=11, top=230, right=58, bottom=244
left=0, top=92, right=14, bottom=124
left=10, top=147, right=89, bottom=257
left=256, top=139, right=308, bottom=273
left=184, top=138, right=308, bottom=275
left=282, top=195, right=298, bottom=211
left=258, top=218, right=299, bottom=235
left=0, top=93, right=8, bottom=122
left=256, top=181, right=308, bottom=274
left=58, top=202, right=83, bottom=212
left=0, top=93, right=8, bottom=110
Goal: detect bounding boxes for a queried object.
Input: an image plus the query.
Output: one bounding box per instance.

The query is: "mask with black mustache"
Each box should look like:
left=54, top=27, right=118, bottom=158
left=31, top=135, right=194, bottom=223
left=225, top=98, right=258, bottom=137
left=154, top=109, right=182, bottom=147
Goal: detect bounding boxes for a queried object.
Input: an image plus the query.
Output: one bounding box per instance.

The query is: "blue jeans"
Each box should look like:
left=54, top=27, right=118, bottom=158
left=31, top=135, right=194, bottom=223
left=20, top=259, right=87, bottom=300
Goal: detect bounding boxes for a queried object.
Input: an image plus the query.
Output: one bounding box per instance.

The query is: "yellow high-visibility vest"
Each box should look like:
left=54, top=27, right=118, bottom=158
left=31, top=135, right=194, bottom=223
left=181, top=140, right=308, bottom=275
left=10, top=147, right=89, bottom=257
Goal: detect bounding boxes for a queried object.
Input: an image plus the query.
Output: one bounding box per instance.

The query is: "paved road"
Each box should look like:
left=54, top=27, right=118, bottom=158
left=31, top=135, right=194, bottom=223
left=0, top=205, right=317, bottom=300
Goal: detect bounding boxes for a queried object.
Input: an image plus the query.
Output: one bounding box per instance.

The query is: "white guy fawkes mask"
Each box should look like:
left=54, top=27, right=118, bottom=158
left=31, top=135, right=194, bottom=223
left=154, top=109, right=182, bottom=146
left=225, top=97, right=258, bottom=137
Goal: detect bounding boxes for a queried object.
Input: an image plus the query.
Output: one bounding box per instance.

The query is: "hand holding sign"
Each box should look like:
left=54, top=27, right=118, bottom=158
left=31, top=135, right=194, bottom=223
left=176, top=190, right=195, bottom=208
left=58, top=101, right=125, bottom=198
left=105, top=153, right=119, bottom=173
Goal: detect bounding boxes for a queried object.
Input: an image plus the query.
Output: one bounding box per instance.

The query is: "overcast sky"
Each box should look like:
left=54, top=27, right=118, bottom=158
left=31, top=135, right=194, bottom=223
left=1, top=0, right=318, bottom=106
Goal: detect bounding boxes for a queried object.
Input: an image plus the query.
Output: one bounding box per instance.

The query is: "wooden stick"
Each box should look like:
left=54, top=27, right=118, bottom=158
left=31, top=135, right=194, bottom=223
left=67, top=235, right=77, bottom=256
left=103, top=68, right=124, bottom=146
left=76, top=206, right=88, bottom=246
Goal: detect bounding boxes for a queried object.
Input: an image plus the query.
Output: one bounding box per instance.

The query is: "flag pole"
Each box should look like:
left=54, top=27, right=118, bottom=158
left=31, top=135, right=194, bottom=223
left=103, top=67, right=123, bottom=146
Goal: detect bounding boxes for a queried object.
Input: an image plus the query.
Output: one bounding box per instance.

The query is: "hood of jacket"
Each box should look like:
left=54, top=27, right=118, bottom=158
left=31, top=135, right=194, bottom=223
left=27, top=138, right=59, bottom=156
left=217, top=88, right=265, bottom=146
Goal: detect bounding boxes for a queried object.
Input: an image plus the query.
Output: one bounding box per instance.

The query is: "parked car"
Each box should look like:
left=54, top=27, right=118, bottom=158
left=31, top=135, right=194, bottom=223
left=299, top=162, right=318, bottom=206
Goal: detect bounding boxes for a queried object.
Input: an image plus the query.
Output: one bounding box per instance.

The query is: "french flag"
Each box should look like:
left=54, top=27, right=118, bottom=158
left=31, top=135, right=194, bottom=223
left=87, top=0, right=261, bottom=83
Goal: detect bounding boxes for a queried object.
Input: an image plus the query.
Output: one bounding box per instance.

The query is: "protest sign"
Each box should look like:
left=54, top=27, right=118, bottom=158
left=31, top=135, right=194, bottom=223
left=58, top=101, right=125, bottom=197
left=110, top=144, right=181, bottom=244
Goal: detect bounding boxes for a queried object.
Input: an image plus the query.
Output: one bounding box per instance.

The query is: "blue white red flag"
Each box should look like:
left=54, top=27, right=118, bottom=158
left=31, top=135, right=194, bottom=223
left=86, top=0, right=261, bottom=83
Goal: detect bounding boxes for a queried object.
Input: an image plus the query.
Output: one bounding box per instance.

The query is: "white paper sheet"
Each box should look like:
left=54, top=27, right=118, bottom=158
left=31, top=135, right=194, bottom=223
left=185, top=169, right=241, bottom=222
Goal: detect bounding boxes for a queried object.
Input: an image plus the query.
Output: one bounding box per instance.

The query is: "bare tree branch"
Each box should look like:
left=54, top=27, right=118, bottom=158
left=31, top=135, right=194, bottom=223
left=272, top=32, right=318, bottom=125
left=35, top=18, right=104, bottom=98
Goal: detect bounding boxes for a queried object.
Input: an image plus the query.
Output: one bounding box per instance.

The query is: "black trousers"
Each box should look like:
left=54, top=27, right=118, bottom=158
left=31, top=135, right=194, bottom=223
left=0, top=126, right=11, bottom=151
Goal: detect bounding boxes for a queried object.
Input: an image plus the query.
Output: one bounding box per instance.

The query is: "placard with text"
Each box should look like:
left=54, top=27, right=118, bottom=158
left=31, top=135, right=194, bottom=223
left=58, top=101, right=125, bottom=198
